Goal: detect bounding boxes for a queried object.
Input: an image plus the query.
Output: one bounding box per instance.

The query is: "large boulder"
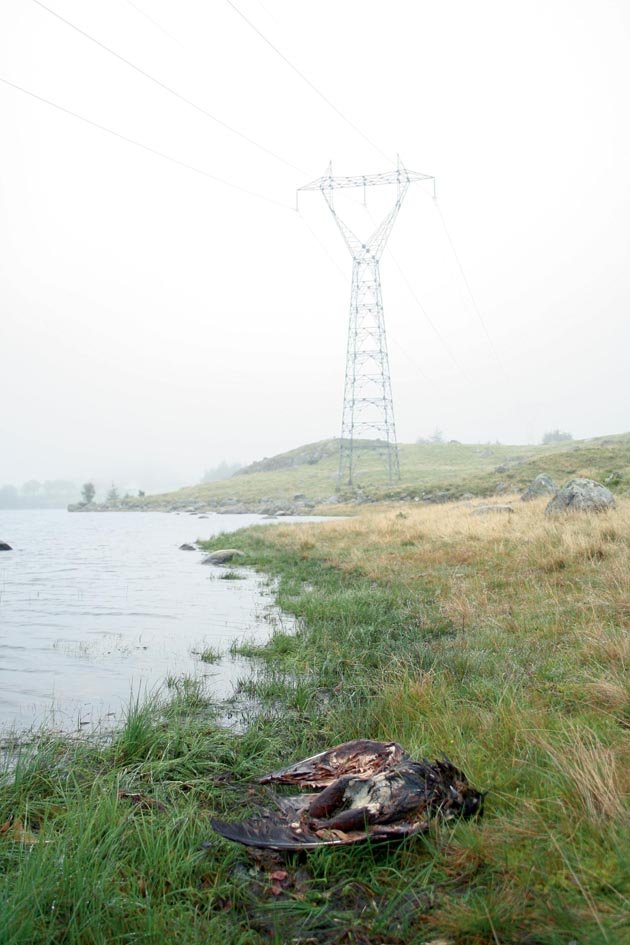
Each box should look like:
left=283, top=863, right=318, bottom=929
left=521, top=473, right=558, bottom=502
left=545, top=478, right=615, bottom=515
left=0, top=540, right=12, bottom=551
left=201, top=549, right=245, bottom=565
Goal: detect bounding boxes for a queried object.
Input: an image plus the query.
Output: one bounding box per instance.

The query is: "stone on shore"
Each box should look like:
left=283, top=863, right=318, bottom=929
left=0, top=540, right=12, bottom=551
left=545, top=478, right=616, bottom=515
left=201, top=549, right=245, bottom=565
left=472, top=504, right=514, bottom=516
left=521, top=473, right=558, bottom=502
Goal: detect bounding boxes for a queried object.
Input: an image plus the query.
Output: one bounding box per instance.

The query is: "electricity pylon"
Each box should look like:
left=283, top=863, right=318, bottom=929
left=299, top=159, right=433, bottom=486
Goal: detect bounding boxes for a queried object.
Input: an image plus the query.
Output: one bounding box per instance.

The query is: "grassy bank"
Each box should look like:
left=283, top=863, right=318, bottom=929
left=138, top=433, right=630, bottom=510
left=1, top=498, right=628, bottom=943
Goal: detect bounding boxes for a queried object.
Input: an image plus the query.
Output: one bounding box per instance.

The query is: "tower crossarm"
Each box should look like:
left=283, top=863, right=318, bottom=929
left=297, top=160, right=434, bottom=487
left=299, top=168, right=434, bottom=191
left=298, top=160, right=430, bottom=261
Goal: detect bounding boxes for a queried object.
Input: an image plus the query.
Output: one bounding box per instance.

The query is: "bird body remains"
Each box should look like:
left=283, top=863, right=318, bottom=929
left=211, top=739, right=483, bottom=850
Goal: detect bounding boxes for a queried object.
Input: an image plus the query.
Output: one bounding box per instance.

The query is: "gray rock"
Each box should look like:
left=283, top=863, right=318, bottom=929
left=494, top=482, right=509, bottom=495
left=545, top=478, right=616, bottom=515
left=422, top=492, right=451, bottom=504
left=179, top=543, right=197, bottom=551
left=201, top=549, right=245, bottom=565
left=604, top=470, right=623, bottom=483
left=521, top=473, right=558, bottom=502
left=0, top=540, right=12, bottom=551
left=472, top=504, right=514, bottom=516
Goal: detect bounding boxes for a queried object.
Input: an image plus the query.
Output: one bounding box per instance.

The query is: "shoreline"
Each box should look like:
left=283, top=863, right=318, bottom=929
left=2, top=497, right=628, bottom=943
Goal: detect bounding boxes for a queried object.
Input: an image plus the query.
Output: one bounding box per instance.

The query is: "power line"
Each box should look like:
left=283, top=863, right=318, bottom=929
left=297, top=211, right=346, bottom=280
left=297, top=211, right=434, bottom=384
left=224, top=0, right=391, bottom=164
left=0, top=75, right=291, bottom=210
left=125, top=0, right=184, bottom=48
left=362, top=204, right=468, bottom=378
left=433, top=197, right=505, bottom=372
left=385, top=246, right=470, bottom=380
left=31, top=0, right=304, bottom=175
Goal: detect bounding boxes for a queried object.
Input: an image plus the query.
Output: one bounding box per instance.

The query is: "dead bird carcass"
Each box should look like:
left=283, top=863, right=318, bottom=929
left=210, top=739, right=484, bottom=850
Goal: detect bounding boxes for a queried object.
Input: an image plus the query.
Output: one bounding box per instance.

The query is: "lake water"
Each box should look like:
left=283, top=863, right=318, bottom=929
left=0, top=509, right=305, bottom=736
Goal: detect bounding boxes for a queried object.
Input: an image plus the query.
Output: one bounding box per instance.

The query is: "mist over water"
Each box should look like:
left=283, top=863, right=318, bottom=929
left=0, top=509, right=299, bottom=735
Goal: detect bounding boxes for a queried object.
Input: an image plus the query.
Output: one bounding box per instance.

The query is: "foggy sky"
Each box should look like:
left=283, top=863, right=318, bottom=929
left=1, top=0, right=628, bottom=491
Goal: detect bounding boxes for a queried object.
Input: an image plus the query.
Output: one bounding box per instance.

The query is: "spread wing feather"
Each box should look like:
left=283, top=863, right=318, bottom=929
left=258, top=739, right=407, bottom=789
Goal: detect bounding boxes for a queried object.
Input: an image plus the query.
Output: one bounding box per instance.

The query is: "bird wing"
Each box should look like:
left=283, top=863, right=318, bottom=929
left=210, top=813, right=428, bottom=851
left=258, top=739, right=407, bottom=789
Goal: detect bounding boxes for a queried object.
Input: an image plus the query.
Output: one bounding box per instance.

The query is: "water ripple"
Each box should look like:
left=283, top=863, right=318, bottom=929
left=0, top=509, right=303, bottom=734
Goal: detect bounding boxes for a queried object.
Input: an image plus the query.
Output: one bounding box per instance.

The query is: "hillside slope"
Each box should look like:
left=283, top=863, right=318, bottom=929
left=130, top=432, right=629, bottom=513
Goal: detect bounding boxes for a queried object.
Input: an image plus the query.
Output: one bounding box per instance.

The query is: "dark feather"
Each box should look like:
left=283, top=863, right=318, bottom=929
left=210, top=742, right=483, bottom=851
left=258, top=739, right=408, bottom=789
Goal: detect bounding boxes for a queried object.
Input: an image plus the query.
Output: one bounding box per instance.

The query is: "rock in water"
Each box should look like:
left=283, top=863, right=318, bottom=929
left=521, top=473, right=558, bottom=502
left=201, top=549, right=245, bottom=565
left=545, top=478, right=616, bottom=515
left=179, top=543, right=196, bottom=551
left=0, top=540, right=12, bottom=551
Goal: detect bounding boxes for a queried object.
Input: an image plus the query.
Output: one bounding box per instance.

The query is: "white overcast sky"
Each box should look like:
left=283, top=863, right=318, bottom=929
left=1, top=0, right=628, bottom=489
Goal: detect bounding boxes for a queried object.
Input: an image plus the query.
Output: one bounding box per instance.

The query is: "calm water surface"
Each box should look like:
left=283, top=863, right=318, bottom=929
left=0, top=509, right=303, bottom=735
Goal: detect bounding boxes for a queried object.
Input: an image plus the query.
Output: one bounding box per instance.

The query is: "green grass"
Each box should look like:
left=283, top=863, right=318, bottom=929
left=197, top=645, right=223, bottom=663
left=138, top=432, right=630, bottom=510
left=2, top=499, right=629, bottom=943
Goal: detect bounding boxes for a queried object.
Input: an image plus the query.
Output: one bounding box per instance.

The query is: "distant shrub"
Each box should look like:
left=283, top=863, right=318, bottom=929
left=416, top=429, right=445, bottom=445
left=81, top=482, right=95, bottom=504
left=201, top=461, right=243, bottom=483
left=542, top=430, right=573, bottom=444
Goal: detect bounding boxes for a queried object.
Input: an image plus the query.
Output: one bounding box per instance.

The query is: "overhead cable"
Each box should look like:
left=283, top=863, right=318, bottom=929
left=0, top=75, right=291, bottom=210
left=433, top=198, right=505, bottom=372
left=361, top=205, right=468, bottom=378
left=125, top=0, right=184, bottom=48
left=31, top=0, right=304, bottom=175
left=297, top=211, right=433, bottom=384
left=224, top=0, right=391, bottom=164
left=385, top=246, right=470, bottom=381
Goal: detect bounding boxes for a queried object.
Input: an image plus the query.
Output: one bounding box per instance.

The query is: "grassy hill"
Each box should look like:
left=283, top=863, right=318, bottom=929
left=133, top=432, right=629, bottom=513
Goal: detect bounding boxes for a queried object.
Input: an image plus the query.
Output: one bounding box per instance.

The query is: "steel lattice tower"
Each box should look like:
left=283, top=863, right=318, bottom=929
left=299, top=159, right=434, bottom=486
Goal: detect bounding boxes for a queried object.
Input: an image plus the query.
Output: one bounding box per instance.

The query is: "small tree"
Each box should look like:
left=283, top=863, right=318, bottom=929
left=106, top=483, right=119, bottom=503
left=81, top=482, right=95, bottom=504
left=430, top=428, right=444, bottom=445
left=542, top=429, right=573, bottom=445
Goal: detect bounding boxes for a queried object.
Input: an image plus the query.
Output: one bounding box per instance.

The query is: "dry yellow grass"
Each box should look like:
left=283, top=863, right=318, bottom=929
left=534, top=723, right=628, bottom=822
left=270, top=495, right=630, bottom=641
left=262, top=495, right=630, bottom=805
left=194, top=492, right=630, bottom=941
